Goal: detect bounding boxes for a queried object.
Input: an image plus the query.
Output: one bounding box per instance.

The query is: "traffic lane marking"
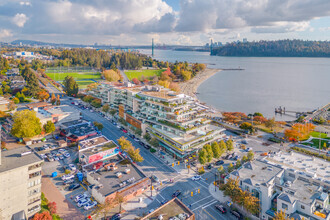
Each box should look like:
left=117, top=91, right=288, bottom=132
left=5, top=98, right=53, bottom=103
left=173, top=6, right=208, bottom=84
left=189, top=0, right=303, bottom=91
left=203, top=209, right=217, bottom=220
left=192, top=199, right=217, bottom=211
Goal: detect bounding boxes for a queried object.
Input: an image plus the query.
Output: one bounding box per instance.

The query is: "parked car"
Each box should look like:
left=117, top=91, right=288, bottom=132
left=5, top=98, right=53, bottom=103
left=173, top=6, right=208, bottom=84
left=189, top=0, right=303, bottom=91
left=59, top=155, right=64, bottom=160
left=111, top=213, right=121, bottom=220
left=207, top=164, right=213, bottom=169
left=77, top=198, right=90, bottom=207
left=75, top=194, right=87, bottom=202
left=63, top=179, right=74, bottom=185
left=54, top=156, right=59, bottom=161
left=39, top=154, right=46, bottom=159
left=246, top=148, right=252, bottom=152
left=116, top=125, right=121, bottom=129
left=122, top=129, right=128, bottom=133
left=215, top=205, right=227, bottom=214
left=191, top=175, right=202, bottom=181
left=68, top=183, right=80, bottom=191
left=144, top=144, right=151, bottom=150
left=172, top=190, right=181, bottom=197
left=160, top=199, right=168, bottom=205
left=151, top=175, right=160, bottom=182
left=230, top=210, right=242, bottom=219
left=215, top=160, right=224, bottom=166
left=113, top=122, right=117, bottom=126
left=84, top=201, right=97, bottom=210
left=233, top=155, right=240, bottom=160
left=64, top=152, right=70, bottom=158
left=134, top=138, right=139, bottom=142
left=62, top=174, right=75, bottom=181
left=69, top=164, right=76, bottom=171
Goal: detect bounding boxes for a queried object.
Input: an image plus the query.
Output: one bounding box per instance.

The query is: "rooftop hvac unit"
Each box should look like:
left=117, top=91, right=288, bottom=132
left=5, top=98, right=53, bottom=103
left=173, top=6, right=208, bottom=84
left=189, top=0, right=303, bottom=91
left=21, top=151, right=32, bottom=157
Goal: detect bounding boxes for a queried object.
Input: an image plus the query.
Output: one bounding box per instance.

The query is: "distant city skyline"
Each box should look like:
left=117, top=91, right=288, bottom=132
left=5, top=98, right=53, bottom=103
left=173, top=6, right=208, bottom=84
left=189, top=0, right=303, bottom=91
left=0, top=0, right=329, bottom=45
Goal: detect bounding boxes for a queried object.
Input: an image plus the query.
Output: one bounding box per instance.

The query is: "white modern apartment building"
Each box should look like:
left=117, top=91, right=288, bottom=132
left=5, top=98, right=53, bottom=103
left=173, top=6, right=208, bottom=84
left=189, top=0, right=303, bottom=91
left=0, top=146, right=43, bottom=220
left=226, top=151, right=330, bottom=220
left=87, top=82, right=225, bottom=160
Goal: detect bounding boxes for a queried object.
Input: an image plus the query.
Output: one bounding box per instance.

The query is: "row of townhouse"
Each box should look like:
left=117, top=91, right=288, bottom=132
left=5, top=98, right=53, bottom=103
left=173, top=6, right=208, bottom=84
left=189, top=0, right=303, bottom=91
left=226, top=151, right=330, bottom=220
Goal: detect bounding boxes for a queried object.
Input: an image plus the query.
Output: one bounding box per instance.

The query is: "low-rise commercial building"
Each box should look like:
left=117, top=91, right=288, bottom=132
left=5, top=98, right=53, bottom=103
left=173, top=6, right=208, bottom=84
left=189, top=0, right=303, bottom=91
left=226, top=152, right=330, bottom=220
left=0, top=146, right=43, bottom=220
left=141, top=198, right=195, bottom=220
left=60, top=120, right=99, bottom=142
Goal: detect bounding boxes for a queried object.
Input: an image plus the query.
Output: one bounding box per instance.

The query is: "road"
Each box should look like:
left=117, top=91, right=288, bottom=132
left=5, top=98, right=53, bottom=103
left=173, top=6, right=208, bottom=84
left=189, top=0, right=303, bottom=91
left=61, top=97, right=290, bottom=220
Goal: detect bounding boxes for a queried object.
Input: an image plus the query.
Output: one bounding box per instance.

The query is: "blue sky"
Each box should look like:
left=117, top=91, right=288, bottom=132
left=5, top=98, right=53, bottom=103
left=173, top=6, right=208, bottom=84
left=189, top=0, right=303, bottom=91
left=0, top=0, right=329, bottom=45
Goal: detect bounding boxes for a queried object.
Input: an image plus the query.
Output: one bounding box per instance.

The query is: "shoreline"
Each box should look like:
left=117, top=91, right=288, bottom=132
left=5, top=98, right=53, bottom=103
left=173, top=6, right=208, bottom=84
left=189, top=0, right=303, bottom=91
left=179, top=68, right=221, bottom=99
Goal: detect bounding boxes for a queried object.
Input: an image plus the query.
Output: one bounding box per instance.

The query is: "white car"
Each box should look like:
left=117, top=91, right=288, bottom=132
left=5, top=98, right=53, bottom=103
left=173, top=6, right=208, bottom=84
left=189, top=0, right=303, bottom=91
left=246, top=147, right=253, bottom=152
left=134, top=138, right=140, bottom=142
left=64, top=153, right=70, bottom=158
left=192, top=175, right=202, bottom=181
left=116, top=125, right=121, bottom=129
left=54, top=156, right=60, bottom=161
left=69, top=164, right=76, bottom=171
left=77, top=198, right=90, bottom=207
left=61, top=174, right=74, bottom=181
left=84, top=201, right=97, bottom=210
left=39, top=154, right=46, bottom=159
left=75, top=194, right=87, bottom=202
left=59, top=155, right=64, bottom=160
left=58, top=149, right=66, bottom=153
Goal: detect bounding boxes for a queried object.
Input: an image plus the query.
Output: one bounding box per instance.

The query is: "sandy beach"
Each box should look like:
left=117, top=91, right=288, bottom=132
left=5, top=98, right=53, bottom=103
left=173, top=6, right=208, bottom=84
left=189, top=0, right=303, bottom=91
left=179, top=68, right=221, bottom=99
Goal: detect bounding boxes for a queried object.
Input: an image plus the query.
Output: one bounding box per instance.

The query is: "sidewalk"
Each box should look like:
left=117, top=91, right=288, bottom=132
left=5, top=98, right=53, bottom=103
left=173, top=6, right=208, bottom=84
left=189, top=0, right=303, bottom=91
left=41, top=175, right=85, bottom=220
left=121, top=191, right=155, bottom=219
left=208, top=183, right=230, bottom=204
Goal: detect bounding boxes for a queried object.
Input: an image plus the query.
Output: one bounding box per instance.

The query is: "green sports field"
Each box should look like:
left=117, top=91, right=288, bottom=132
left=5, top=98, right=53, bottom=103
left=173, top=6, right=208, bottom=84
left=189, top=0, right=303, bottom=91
left=46, top=72, right=101, bottom=81
left=125, top=69, right=165, bottom=80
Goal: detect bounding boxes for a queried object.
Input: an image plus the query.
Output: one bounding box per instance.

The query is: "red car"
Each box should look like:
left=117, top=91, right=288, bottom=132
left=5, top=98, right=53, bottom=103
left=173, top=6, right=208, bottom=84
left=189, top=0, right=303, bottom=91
left=215, top=205, right=227, bottom=214
left=123, top=130, right=128, bottom=133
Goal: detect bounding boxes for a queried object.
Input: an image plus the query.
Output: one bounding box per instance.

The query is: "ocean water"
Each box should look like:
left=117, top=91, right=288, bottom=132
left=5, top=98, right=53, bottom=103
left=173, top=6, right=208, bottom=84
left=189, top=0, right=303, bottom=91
left=140, top=49, right=330, bottom=120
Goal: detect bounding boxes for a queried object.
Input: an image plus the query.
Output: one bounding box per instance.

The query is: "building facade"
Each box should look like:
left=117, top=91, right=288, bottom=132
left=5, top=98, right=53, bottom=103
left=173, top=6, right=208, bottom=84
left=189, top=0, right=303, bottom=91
left=0, top=146, right=43, bottom=220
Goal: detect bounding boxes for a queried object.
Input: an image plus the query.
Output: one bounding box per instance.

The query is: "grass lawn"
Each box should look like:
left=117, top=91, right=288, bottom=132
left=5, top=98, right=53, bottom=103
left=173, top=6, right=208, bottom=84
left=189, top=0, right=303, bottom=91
left=125, top=69, right=165, bottom=80
left=46, top=72, right=101, bottom=81
left=302, top=138, right=329, bottom=149
left=76, top=80, right=97, bottom=89
left=309, top=131, right=329, bottom=139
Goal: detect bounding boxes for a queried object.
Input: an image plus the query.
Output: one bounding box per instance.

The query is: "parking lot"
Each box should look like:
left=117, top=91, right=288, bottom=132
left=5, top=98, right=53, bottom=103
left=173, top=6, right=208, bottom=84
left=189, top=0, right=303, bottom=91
left=30, top=139, right=99, bottom=216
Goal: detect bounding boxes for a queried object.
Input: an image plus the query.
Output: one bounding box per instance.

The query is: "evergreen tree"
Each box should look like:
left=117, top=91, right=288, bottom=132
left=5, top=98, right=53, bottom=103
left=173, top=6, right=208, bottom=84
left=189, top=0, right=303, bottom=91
left=63, top=76, right=79, bottom=97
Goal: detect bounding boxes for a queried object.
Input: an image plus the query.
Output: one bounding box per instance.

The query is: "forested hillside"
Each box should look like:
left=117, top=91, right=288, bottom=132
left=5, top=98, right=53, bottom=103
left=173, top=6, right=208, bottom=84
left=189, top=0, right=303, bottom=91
left=211, top=40, right=330, bottom=57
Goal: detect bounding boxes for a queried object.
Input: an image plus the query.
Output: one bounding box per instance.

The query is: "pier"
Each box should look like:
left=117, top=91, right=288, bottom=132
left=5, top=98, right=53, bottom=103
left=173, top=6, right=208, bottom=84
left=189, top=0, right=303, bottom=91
left=275, top=106, right=305, bottom=118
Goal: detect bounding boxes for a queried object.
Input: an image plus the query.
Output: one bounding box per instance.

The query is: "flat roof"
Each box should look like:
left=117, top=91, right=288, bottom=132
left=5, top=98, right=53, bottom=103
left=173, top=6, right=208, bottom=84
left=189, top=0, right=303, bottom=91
left=141, top=198, right=194, bottom=220
left=88, top=156, right=146, bottom=196
left=266, top=151, right=330, bottom=179
left=44, top=105, right=80, bottom=116
left=26, top=102, right=51, bottom=109
left=81, top=141, right=118, bottom=157
left=0, top=146, right=43, bottom=173
left=61, top=119, right=87, bottom=128
left=79, top=135, right=110, bottom=151
left=62, top=121, right=97, bottom=137
left=231, top=160, right=283, bottom=186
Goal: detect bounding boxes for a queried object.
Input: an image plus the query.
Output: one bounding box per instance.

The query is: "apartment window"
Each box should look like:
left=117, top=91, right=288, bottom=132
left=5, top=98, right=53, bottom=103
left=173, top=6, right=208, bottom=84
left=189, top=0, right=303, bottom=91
left=301, top=205, right=305, bottom=210
left=28, top=188, right=40, bottom=196
left=29, top=171, right=41, bottom=179
left=28, top=163, right=42, bottom=171
left=28, top=205, right=40, bottom=214
left=282, top=203, right=288, bottom=210
left=28, top=179, right=41, bottom=188
left=28, top=197, right=41, bottom=205
left=288, top=173, right=295, bottom=178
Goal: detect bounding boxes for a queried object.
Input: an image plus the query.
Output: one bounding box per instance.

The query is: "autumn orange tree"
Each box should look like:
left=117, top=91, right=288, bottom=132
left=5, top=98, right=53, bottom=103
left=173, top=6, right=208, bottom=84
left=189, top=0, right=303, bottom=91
left=223, top=112, right=247, bottom=123
left=284, top=123, right=315, bottom=141
left=32, top=211, right=52, bottom=220
left=37, top=90, right=50, bottom=101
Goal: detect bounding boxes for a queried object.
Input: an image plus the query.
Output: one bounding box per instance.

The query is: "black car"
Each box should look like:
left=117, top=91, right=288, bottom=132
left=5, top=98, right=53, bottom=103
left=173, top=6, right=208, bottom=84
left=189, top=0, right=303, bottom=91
left=139, top=142, right=145, bottom=147
left=110, top=213, right=121, bottom=220
left=68, top=183, right=80, bottom=191
left=190, top=162, right=196, bottom=167
left=207, top=164, right=213, bottom=169
left=144, top=144, right=151, bottom=150
left=230, top=210, right=242, bottom=219
left=215, top=205, right=227, bottom=214
left=215, top=160, right=224, bottom=166
left=172, top=190, right=181, bottom=197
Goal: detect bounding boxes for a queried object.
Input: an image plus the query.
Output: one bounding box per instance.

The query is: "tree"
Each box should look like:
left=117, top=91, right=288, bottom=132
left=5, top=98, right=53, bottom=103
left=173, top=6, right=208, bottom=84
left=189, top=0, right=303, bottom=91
left=211, top=141, right=221, bottom=158
left=102, top=69, right=121, bottom=82
left=226, top=139, right=234, bottom=152
left=169, top=82, right=180, bottom=92
left=91, top=99, right=101, bottom=108
left=12, top=97, right=20, bottom=104
left=128, top=147, right=144, bottom=162
left=43, top=121, right=55, bottom=134
left=56, top=94, right=61, bottom=105
left=218, top=165, right=225, bottom=175
left=117, top=136, right=132, bottom=152
left=242, top=155, right=248, bottom=163
left=21, top=66, right=40, bottom=97
left=265, top=117, right=276, bottom=131
left=50, top=93, right=56, bottom=105
left=144, top=133, right=151, bottom=141
left=109, top=109, right=117, bottom=116
left=11, top=110, right=42, bottom=138
left=227, top=163, right=234, bottom=173
left=47, top=202, right=57, bottom=215
left=203, top=144, right=213, bottom=162
left=132, top=78, right=141, bottom=85
left=274, top=211, right=294, bottom=220
left=198, top=148, right=208, bottom=165
left=37, top=90, right=50, bottom=101
left=102, top=104, right=110, bottom=113
left=63, top=76, right=79, bottom=97
left=247, top=151, right=255, bottom=161
left=235, top=159, right=241, bottom=169
left=253, top=112, right=263, bottom=117
left=240, top=122, right=253, bottom=131
left=219, top=140, right=227, bottom=154
left=32, top=211, right=52, bottom=220
left=149, top=137, right=159, bottom=148
left=93, top=121, right=104, bottom=131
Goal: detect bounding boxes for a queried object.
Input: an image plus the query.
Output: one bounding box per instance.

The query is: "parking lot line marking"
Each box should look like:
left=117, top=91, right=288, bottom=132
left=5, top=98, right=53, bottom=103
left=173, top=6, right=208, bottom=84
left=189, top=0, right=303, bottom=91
left=203, top=209, right=217, bottom=220
left=80, top=183, right=87, bottom=191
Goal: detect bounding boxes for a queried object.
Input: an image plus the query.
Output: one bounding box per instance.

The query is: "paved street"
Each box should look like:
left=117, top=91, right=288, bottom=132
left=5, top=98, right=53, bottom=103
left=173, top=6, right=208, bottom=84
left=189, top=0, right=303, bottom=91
left=59, top=96, right=290, bottom=220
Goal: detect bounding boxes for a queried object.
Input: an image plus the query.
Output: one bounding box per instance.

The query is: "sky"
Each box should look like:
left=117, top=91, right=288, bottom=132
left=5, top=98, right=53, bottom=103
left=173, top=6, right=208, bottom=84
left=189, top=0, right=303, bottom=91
left=0, top=0, right=329, bottom=45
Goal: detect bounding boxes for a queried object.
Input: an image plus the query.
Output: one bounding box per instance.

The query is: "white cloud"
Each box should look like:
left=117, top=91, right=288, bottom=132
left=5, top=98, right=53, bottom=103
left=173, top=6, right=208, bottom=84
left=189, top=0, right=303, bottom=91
left=0, top=29, right=13, bottom=39
left=20, top=2, right=31, bottom=6
left=12, top=13, right=28, bottom=27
